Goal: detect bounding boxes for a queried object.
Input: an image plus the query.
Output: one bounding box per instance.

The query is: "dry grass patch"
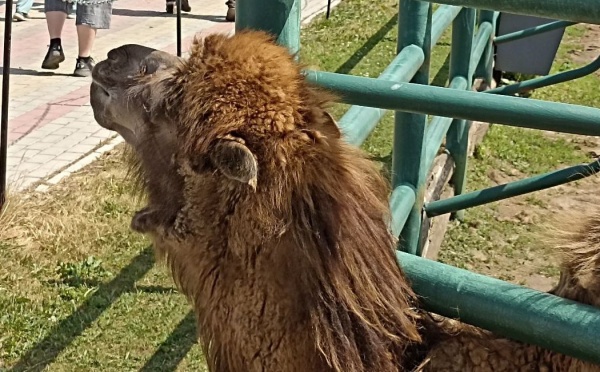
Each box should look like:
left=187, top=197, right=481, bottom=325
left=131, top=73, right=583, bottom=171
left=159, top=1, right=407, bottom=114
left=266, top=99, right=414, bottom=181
left=0, top=146, right=206, bottom=370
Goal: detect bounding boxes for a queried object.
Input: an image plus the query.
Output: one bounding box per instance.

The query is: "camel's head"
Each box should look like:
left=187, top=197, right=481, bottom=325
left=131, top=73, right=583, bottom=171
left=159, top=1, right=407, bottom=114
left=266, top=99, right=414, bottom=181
left=90, top=31, right=342, bottom=200
left=90, top=44, right=183, bottom=148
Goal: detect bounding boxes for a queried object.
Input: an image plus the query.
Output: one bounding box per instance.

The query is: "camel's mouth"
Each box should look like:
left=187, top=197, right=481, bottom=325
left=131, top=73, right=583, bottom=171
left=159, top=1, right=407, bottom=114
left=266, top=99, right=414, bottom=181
left=97, top=84, right=110, bottom=98
left=90, top=81, right=111, bottom=110
left=90, top=82, right=137, bottom=145
left=91, top=80, right=110, bottom=99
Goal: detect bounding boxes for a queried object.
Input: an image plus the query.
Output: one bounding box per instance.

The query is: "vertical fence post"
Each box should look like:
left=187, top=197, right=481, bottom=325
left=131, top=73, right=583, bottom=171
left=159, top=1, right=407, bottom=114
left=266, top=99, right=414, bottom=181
left=176, top=0, right=182, bottom=57
left=0, top=0, right=14, bottom=211
left=446, top=7, right=475, bottom=221
left=394, top=0, right=432, bottom=255
left=236, top=0, right=301, bottom=55
left=475, top=10, right=496, bottom=86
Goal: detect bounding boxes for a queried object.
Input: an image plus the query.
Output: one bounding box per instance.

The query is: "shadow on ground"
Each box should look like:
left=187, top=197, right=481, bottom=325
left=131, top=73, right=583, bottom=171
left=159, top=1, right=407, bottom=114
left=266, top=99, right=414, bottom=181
left=0, top=67, right=73, bottom=77
left=139, top=311, right=197, bottom=371
left=112, top=7, right=227, bottom=22
left=10, top=247, right=157, bottom=372
left=335, top=13, right=397, bottom=75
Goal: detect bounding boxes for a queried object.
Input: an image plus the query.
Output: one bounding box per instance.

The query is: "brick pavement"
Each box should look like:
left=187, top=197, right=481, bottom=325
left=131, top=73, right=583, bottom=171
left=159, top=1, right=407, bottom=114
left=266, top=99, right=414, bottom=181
left=1, top=0, right=339, bottom=191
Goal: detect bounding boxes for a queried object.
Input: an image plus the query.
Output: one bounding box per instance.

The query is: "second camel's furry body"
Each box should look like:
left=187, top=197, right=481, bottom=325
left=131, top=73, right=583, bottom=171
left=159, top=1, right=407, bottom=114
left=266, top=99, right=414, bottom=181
left=416, top=208, right=600, bottom=371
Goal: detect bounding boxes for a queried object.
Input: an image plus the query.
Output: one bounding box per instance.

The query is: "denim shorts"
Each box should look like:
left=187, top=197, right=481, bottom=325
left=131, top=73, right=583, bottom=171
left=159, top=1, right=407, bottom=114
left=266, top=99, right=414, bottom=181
left=45, top=0, right=113, bottom=29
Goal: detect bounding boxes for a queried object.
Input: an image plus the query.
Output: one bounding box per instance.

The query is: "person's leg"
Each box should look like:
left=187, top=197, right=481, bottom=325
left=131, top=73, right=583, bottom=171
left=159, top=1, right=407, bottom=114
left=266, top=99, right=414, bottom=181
left=225, top=0, right=235, bottom=22
left=13, top=0, right=33, bottom=21
left=73, top=1, right=112, bottom=77
left=46, top=11, right=67, bottom=38
left=41, top=0, right=68, bottom=69
left=76, top=25, right=96, bottom=58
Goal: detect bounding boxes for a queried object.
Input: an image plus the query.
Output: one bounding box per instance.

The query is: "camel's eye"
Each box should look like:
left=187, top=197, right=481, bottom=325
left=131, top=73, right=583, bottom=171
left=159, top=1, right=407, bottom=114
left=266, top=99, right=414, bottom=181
left=139, top=64, right=147, bottom=75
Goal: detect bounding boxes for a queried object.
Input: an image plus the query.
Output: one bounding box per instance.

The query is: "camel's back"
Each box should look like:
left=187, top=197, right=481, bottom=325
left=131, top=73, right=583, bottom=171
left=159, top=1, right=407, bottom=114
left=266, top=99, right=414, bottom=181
left=422, top=326, right=600, bottom=372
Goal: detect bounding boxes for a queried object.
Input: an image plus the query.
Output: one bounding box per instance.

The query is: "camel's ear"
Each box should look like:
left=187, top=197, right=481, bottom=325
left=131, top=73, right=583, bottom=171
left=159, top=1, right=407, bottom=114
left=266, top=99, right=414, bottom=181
left=210, top=138, right=258, bottom=190
left=299, top=111, right=341, bottom=144
left=138, top=52, right=181, bottom=124
left=323, top=111, right=341, bottom=139
left=140, top=50, right=182, bottom=75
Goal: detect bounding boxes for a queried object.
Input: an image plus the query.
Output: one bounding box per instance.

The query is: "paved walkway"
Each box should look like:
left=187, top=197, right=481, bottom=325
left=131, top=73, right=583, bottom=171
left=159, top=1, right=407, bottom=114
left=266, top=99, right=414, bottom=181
left=2, top=0, right=338, bottom=191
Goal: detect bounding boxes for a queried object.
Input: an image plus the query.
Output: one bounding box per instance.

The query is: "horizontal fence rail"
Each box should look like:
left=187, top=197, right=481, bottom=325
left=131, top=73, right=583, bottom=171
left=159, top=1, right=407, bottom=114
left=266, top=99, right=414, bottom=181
left=494, top=20, right=577, bottom=44
left=304, top=70, right=600, bottom=136
left=425, top=0, right=600, bottom=25
left=339, top=45, right=424, bottom=146
left=487, top=55, right=600, bottom=96
left=397, top=251, right=600, bottom=365
left=425, top=159, right=600, bottom=217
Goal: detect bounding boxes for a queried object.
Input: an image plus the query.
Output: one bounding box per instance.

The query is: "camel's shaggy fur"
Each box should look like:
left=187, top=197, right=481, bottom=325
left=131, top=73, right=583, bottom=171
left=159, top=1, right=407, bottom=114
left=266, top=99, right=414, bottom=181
left=91, top=31, right=422, bottom=372
left=549, top=209, right=600, bottom=308
left=89, top=31, right=600, bottom=372
left=416, top=209, right=600, bottom=371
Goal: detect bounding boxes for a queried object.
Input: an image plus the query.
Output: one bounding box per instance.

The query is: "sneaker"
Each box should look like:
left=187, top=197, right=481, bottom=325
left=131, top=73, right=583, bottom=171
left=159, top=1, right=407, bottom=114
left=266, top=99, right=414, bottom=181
left=41, top=44, right=65, bottom=70
left=67, top=12, right=75, bottom=19
left=12, top=12, right=28, bottom=21
left=165, top=0, right=191, bottom=13
left=181, top=0, right=191, bottom=12
left=166, top=0, right=174, bottom=13
left=73, top=57, right=95, bottom=77
left=225, top=7, right=235, bottom=21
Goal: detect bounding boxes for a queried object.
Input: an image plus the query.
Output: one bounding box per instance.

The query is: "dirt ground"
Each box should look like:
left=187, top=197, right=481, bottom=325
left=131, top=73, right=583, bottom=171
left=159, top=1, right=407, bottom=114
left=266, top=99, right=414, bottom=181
left=443, top=24, right=600, bottom=292
left=492, top=153, right=600, bottom=291
left=511, top=24, right=600, bottom=290
left=569, top=23, right=600, bottom=70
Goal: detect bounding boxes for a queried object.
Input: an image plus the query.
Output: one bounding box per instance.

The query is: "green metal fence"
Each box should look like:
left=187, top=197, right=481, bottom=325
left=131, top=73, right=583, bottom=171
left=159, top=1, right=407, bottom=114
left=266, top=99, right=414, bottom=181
left=238, top=0, right=600, bottom=364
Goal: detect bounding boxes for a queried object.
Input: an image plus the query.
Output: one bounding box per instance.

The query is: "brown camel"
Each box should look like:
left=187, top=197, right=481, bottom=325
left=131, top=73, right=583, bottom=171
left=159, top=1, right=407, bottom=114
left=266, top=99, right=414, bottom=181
left=89, top=31, right=600, bottom=371
left=90, top=31, right=422, bottom=372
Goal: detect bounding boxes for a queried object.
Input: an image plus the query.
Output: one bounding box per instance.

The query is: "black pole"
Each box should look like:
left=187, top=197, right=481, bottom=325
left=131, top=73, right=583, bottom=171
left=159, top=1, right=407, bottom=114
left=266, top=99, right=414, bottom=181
left=176, top=0, right=182, bottom=57
left=0, top=0, right=14, bottom=210
left=326, top=0, right=332, bottom=19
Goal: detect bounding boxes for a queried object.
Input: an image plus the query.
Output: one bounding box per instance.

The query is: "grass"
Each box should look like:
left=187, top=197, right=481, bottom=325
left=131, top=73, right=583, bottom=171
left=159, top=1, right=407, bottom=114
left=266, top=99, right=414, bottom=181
left=0, top=154, right=206, bottom=371
left=1, top=1, right=599, bottom=370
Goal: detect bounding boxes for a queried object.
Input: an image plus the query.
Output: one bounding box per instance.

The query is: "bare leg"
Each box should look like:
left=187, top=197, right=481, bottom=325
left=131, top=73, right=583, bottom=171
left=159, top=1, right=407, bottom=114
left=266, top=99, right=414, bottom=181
left=76, top=24, right=96, bottom=58
left=45, top=11, right=67, bottom=38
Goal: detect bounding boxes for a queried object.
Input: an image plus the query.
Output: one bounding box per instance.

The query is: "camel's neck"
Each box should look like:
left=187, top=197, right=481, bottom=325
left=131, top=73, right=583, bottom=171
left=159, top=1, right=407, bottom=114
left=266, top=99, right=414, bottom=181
left=153, top=213, right=329, bottom=371
left=163, top=156, right=421, bottom=371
